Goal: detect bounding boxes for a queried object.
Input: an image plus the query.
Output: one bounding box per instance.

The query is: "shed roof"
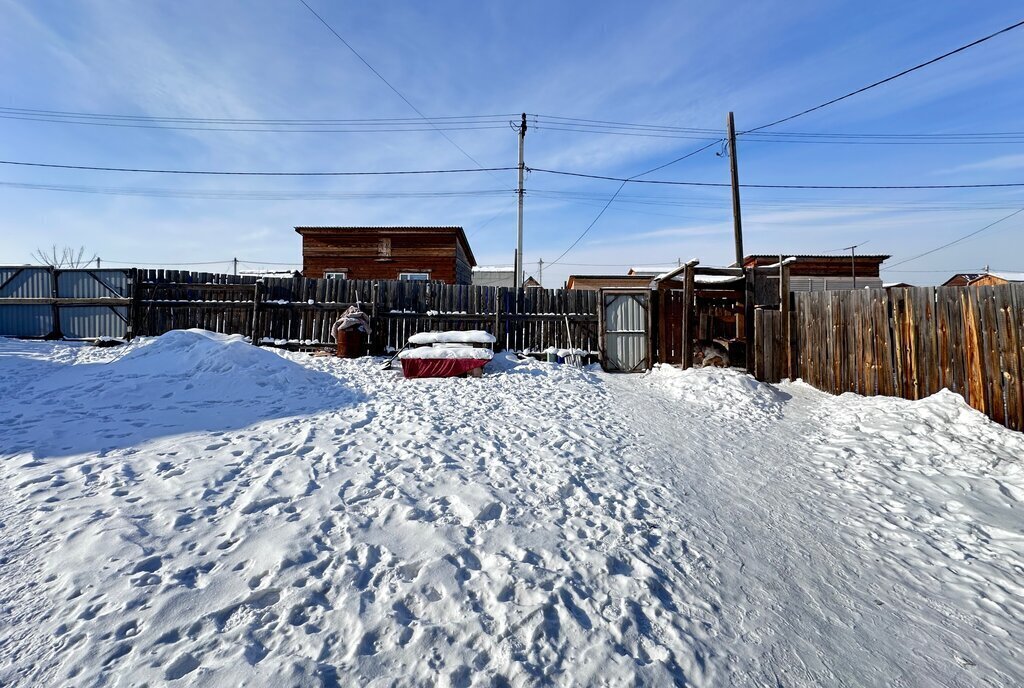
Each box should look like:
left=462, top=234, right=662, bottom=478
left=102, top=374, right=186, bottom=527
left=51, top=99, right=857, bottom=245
left=295, top=226, right=476, bottom=266
left=744, top=254, right=891, bottom=261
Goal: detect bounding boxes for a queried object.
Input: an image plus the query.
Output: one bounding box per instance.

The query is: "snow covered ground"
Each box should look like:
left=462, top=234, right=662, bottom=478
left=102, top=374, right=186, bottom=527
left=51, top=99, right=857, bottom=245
left=0, top=330, right=1021, bottom=687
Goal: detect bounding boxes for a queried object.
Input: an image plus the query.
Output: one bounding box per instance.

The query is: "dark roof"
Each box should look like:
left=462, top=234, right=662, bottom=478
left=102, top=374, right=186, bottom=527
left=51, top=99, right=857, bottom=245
left=566, top=274, right=652, bottom=281
left=295, top=226, right=476, bottom=266
left=745, top=254, right=891, bottom=260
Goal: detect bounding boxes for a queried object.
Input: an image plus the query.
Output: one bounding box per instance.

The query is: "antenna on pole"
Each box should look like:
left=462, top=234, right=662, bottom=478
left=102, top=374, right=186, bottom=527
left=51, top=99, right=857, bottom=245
left=842, top=240, right=869, bottom=289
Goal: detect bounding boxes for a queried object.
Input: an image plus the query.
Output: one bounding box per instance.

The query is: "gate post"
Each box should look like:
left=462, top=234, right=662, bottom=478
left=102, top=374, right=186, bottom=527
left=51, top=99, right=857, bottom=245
left=48, top=266, right=62, bottom=340
left=681, top=264, right=695, bottom=369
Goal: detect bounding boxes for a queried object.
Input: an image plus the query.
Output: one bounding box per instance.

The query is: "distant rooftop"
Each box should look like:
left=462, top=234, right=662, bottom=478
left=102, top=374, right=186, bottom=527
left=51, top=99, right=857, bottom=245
left=744, top=254, right=891, bottom=260
left=294, top=225, right=476, bottom=265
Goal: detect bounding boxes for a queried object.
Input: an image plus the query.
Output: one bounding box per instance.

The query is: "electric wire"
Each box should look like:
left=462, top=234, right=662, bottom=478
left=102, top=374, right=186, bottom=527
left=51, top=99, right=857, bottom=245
left=544, top=139, right=724, bottom=267
left=295, top=0, right=494, bottom=173
left=743, top=19, right=1024, bottom=134
left=0, top=160, right=514, bottom=176
left=528, top=168, right=1024, bottom=189
left=885, top=207, right=1024, bottom=268
left=0, top=181, right=512, bottom=201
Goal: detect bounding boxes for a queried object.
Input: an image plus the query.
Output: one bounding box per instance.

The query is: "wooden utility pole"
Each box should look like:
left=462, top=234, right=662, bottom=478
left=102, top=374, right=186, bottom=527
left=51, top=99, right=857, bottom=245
left=727, top=112, right=744, bottom=267
left=850, top=245, right=857, bottom=288
left=537, top=258, right=543, bottom=287
left=233, top=257, right=238, bottom=276
left=96, top=256, right=101, bottom=269
left=516, top=113, right=527, bottom=289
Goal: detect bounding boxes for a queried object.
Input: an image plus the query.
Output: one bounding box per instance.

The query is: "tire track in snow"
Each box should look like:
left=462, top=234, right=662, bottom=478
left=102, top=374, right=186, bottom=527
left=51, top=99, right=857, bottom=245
left=618, top=367, right=1024, bottom=686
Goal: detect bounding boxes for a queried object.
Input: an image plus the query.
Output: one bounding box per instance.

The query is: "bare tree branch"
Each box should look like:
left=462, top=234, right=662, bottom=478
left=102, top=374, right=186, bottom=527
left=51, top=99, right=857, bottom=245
left=32, top=245, right=97, bottom=268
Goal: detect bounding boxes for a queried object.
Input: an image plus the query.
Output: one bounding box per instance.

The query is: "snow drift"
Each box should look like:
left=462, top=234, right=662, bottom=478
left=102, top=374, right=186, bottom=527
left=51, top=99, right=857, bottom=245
left=2, top=329, right=358, bottom=458
left=0, top=332, right=1022, bottom=686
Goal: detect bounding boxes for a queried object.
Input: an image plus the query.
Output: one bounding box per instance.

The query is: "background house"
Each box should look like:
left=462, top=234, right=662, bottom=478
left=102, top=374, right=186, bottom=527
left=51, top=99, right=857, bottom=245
left=296, top=226, right=476, bottom=284
left=743, top=254, right=890, bottom=291
left=472, top=266, right=515, bottom=287
left=943, top=271, right=1024, bottom=287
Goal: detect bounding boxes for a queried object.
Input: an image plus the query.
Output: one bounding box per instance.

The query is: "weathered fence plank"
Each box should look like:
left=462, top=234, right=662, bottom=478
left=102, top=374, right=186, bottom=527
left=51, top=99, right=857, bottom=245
left=130, top=272, right=600, bottom=355
left=755, top=284, right=1024, bottom=431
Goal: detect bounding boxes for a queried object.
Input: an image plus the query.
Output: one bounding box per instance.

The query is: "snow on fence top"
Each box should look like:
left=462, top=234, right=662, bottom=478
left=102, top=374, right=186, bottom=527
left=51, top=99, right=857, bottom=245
left=407, top=330, right=496, bottom=345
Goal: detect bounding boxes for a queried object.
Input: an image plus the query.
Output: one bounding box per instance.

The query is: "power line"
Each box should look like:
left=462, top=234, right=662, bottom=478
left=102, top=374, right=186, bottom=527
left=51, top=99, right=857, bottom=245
left=0, top=159, right=514, bottom=176
left=885, top=207, right=1024, bottom=268
left=744, top=19, right=1024, bottom=133
left=0, top=180, right=512, bottom=200
left=0, top=115, right=512, bottom=134
left=534, top=121, right=1024, bottom=145
left=295, top=0, right=492, bottom=172
left=0, top=106, right=518, bottom=124
left=529, top=188, right=1024, bottom=210
left=528, top=167, right=1024, bottom=189
left=469, top=200, right=518, bottom=238
left=545, top=140, right=724, bottom=268
left=13, top=105, right=1023, bottom=142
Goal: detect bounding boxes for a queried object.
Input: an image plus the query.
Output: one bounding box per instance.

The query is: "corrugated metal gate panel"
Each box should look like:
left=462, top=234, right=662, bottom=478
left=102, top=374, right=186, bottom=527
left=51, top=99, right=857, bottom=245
left=57, top=270, right=130, bottom=298
left=59, top=306, right=129, bottom=339
left=0, top=267, right=54, bottom=336
left=601, top=290, right=649, bottom=372
left=0, top=267, right=132, bottom=339
left=0, top=267, right=53, bottom=297
left=0, top=304, right=52, bottom=337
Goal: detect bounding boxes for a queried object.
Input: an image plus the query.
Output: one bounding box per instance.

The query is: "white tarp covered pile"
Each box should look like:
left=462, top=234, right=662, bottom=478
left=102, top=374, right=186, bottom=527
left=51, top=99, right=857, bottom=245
left=330, top=305, right=370, bottom=338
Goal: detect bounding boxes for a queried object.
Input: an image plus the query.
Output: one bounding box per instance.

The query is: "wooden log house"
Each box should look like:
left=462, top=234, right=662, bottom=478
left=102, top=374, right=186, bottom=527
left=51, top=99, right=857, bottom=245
left=296, top=226, right=477, bottom=285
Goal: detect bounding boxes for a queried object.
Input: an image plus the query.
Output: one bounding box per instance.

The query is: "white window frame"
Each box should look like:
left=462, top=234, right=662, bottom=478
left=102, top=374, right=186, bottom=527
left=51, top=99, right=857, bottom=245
left=324, top=271, right=348, bottom=279
left=399, top=272, right=430, bottom=281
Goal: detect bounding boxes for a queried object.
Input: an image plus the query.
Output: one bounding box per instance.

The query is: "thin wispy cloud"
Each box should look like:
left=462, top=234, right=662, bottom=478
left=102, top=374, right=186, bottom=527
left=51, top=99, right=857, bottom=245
left=2, top=1, right=1024, bottom=285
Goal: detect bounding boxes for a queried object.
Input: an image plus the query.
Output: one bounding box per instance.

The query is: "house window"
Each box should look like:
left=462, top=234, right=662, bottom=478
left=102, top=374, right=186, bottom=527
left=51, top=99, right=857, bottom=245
left=399, top=272, right=429, bottom=281
left=378, top=238, right=392, bottom=257
left=324, top=271, right=347, bottom=279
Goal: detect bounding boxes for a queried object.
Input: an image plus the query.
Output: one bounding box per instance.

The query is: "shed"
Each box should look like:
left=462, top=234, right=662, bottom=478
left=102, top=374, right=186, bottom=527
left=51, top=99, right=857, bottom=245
left=743, top=254, right=890, bottom=291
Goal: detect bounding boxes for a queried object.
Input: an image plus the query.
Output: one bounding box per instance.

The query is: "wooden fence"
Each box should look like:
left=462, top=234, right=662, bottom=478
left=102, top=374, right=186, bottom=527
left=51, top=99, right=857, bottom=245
left=132, top=270, right=599, bottom=354
left=753, top=284, right=1024, bottom=431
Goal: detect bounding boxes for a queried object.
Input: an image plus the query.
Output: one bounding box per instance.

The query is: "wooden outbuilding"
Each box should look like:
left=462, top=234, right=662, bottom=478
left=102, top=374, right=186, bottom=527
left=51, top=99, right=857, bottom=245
left=743, top=254, right=889, bottom=291
left=597, top=260, right=790, bottom=373
left=943, top=271, right=1024, bottom=288
left=296, top=226, right=476, bottom=284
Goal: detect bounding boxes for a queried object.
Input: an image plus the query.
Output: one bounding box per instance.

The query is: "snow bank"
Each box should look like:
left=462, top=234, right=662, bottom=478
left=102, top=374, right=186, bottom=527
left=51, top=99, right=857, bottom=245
left=407, top=330, right=496, bottom=345
left=1, top=335, right=1023, bottom=686
left=4, top=329, right=355, bottom=458
left=398, top=346, right=494, bottom=360
left=30, top=329, right=341, bottom=397
left=648, top=364, right=788, bottom=422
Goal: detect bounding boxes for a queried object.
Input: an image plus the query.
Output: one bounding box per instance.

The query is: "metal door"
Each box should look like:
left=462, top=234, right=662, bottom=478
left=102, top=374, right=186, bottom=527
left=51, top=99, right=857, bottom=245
left=600, top=290, right=650, bottom=372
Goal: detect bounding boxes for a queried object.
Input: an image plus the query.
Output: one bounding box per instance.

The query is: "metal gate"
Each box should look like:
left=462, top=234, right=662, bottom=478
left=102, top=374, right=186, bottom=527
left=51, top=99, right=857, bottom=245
left=0, top=266, right=132, bottom=339
left=599, top=289, right=651, bottom=372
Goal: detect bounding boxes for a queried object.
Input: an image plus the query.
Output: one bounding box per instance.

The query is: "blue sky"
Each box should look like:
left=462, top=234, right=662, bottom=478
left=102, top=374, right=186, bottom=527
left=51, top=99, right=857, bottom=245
left=1, top=0, right=1022, bottom=285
